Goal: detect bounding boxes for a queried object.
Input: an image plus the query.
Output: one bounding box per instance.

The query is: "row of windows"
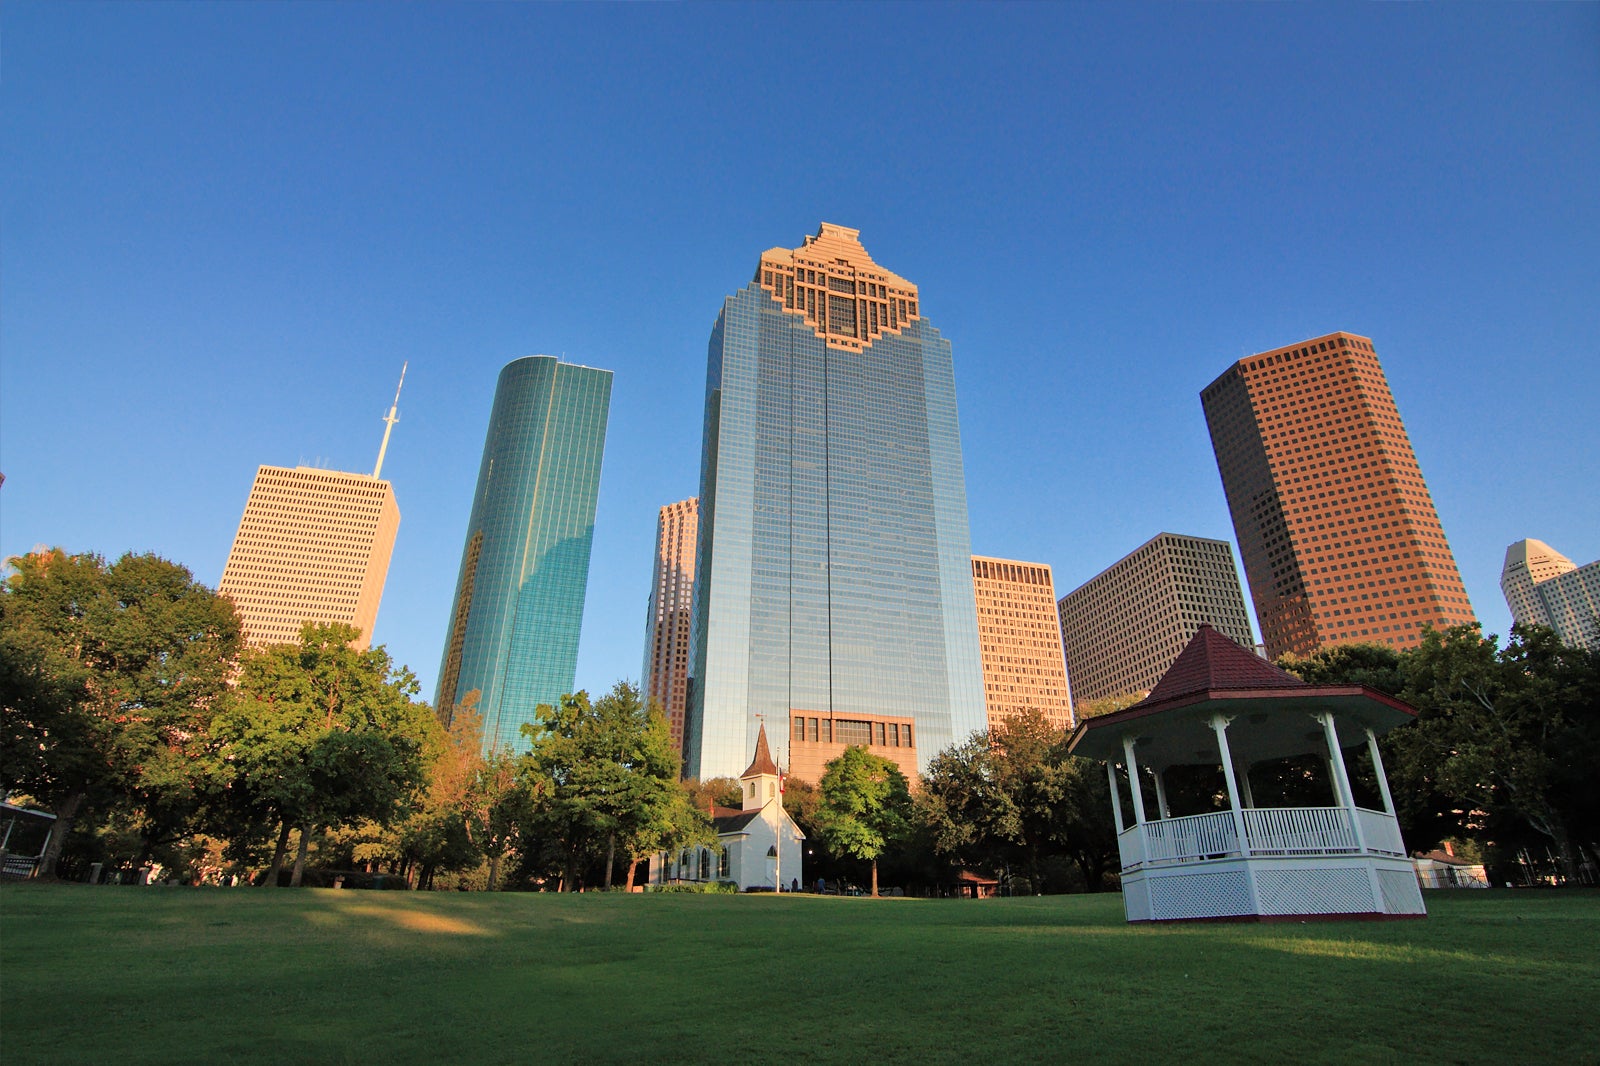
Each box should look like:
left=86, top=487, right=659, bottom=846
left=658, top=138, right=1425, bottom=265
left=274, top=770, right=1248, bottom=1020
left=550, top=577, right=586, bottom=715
left=792, top=715, right=913, bottom=748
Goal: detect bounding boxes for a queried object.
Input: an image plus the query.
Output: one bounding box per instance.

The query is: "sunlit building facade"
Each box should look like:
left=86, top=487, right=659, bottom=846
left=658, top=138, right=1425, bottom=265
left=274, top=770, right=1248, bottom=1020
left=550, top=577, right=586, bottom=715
left=642, top=497, right=699, bottom=752
left=1501, top=538, right=1600, bottom=651
left=219, top=465, right=400, bottom=650
left=972, top=556, right=1074, bottom=731
left=1056, top=533, right=1256, bottom=706
left=1201, top=331, right=1475, bottom=660
left=436, top=356, right=612, bottom=752
left=684, top=224, right=985, bottom=780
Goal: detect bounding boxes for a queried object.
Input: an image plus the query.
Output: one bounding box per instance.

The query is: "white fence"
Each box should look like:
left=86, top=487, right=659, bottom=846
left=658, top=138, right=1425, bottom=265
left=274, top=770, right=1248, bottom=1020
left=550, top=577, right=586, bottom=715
left=1120, top=806, right=1407, bottom=870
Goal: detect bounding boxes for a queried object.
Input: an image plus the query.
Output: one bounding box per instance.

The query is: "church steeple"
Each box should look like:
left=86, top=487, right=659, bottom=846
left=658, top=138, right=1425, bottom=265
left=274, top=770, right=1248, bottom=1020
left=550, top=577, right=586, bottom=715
left=740, top=723, right=782, bottom=812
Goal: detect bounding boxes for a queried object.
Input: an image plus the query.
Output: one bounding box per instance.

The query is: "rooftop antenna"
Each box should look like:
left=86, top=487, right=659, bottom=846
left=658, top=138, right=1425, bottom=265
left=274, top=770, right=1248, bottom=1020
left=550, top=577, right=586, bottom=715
left=373, top=361, right=407, bottom=479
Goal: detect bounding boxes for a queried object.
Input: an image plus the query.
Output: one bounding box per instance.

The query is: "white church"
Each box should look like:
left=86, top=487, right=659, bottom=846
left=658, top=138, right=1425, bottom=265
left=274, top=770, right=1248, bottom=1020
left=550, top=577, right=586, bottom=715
left=650, top=725, right=805, bottom=892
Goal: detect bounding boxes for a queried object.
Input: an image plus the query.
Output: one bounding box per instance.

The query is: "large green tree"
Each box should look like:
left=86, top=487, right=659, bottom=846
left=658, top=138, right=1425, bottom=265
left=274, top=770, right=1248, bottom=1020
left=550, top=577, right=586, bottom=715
left=816, top=746, right=913, bottom=896
left=0, top=549, right=241, bottom=877
left=523, top=682, right=713, bottom=890
left=1396, top=623, right=1600, bottom=883
left=918, top=711, right=1118, bottom=893
left=210, top=622, right=436, bottom=886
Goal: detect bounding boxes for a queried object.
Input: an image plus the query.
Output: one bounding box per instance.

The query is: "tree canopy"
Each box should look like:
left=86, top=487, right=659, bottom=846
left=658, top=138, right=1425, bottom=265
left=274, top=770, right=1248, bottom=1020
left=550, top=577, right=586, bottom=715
left=919, top=711, right=1117, bottom=894
left=523, top=682, right=714, bottom=890
left=0, top=549, right=242, bottom=876
left=210, top=622, right=437, bottom=886
left=816, top=746, right=913, bottom=896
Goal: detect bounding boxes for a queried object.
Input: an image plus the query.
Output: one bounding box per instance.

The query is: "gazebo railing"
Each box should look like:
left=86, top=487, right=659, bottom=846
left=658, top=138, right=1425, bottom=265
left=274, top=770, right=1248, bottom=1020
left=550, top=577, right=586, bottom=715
left=1118, top=805, right=1408, bottom=870
left=1136, top=811, right=1240, bottom=866
left=1356, top=808, right=1407, bottom=856
left=1242, top=806, right=1357, bottom=855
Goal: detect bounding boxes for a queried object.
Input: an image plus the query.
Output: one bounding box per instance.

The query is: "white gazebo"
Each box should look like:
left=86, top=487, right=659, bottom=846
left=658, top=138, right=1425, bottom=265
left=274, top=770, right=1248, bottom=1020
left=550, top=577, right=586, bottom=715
left=1068, top=626, right=1426, bottom=923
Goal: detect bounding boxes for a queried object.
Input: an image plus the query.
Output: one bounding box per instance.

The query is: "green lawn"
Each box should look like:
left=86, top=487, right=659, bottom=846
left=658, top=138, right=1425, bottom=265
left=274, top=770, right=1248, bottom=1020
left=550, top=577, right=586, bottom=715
left=2, top=885, right=1596, bottom=1064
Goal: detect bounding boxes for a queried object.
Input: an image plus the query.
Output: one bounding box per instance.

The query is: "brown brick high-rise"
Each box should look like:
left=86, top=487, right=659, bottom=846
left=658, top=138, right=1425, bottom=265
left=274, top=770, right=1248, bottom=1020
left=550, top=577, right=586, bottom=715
left=643, top=497, right=698, bottom=752
left=1201, top=331, right=1475, bottom=660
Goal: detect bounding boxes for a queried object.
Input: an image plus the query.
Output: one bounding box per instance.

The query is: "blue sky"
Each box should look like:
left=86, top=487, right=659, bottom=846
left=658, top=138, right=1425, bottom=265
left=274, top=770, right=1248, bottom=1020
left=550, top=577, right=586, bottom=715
left=4, top=3, right=1597, bottom=701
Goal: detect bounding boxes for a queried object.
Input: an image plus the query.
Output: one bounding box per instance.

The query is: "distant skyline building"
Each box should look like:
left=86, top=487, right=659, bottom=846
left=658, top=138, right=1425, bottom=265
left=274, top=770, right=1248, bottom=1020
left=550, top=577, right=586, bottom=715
left=436, top=356, right=612, bottom=752
left=642, top=497, right=698, bottom=752
left=218, top=465, right=400, bottom=650
left=684, top=223, right=986, bottom=780
left=1057, top=533, right=1256, bottom=706
left=1500, top=539, right=1600, bottom=651
left=1201, top=331, right=1476, bottom=660
left=971, top=556, right=1074, bottom=731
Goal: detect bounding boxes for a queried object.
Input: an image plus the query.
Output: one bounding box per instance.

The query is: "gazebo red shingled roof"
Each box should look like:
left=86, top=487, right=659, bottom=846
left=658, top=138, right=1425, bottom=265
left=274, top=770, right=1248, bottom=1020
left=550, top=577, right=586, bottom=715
left=1068, top=625, right=1416, bottom=766
left=1139, top=624, right=1307, bottom=706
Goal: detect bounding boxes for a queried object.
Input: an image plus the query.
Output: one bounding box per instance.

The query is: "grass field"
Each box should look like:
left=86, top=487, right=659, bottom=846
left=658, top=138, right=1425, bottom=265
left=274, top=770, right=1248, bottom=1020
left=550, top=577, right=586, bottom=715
left=2, top=884, right=1596, bottom=1064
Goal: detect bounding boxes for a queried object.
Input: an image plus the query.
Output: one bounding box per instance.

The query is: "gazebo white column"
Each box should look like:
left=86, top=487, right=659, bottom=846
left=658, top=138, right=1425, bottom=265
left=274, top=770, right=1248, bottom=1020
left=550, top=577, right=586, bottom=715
left=1106, top=761, right=1125, bottom=834
left=1317, top=712, right=1369, bottom=853
left=1365, top=727, right=1397, bottom=817
left=1208, top=715, right=1250, bottom=857
left=1121, top=736, right=1148, bottom=826
left=1152, top=768, right=1172, bottom=819
left=1233, top=759, right=1256, bottom=808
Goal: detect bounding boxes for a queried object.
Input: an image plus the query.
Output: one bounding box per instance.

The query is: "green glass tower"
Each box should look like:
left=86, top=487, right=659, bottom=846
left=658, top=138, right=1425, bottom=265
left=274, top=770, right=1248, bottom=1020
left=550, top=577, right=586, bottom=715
left=437, top=356, right=612, bottom=751
left=684, top=224, right=986, bottom=780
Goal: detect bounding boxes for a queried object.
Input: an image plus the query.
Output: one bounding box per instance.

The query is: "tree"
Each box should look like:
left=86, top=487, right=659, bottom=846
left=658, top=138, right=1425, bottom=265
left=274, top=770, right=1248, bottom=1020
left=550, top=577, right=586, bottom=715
left=685, top=776, right=743, bottom=812
left=1397, top=623, right=1600, bottom=883
left=1072, top=694, right=1146, bottom=720
left=0, top=549, right=242, bottom=878
left=918, top=711, right=1119, bottom=893
left=816, top=746, right=913, bottom=896
left=389, top=692, right=512, bottom=889
left=1278, top=642, right=1403, bottom=694
left=524, top=682, right=713, bottom=890
left=211, top=622, right=436, bottom=886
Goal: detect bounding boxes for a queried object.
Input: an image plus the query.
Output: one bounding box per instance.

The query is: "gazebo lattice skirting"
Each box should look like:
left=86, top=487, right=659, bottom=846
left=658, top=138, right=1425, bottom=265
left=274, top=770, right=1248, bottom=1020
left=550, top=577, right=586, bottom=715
left=1069, top=626, right=1426, bottom=923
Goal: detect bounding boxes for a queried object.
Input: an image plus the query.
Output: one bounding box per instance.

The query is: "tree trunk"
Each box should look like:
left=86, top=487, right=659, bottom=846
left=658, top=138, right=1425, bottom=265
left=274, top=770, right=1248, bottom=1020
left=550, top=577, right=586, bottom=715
left=624, top=855, right=640, bottom=891
left=870, top=858, right=879, bottom=897
left=262, top=820, right=292, bottom=887
left=1553, top=828, right=1580, bottom=886
left=289, top=824, right=311, bottom=887
left=37, top=790, right=86, bottom=880
left=602, top=833, right=617, bottom=890
left=487, top=849, right=502, bottom=892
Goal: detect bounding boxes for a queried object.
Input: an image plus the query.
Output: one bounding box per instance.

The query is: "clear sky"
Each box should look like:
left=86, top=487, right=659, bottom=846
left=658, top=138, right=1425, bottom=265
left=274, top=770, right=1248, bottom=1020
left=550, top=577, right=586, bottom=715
left=4, top=3, right=1597, bottom=702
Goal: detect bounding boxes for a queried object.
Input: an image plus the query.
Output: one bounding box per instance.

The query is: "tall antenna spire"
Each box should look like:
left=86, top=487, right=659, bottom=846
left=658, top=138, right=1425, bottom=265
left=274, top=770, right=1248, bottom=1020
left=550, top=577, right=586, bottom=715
left=373, top=361, right=407, bottom=479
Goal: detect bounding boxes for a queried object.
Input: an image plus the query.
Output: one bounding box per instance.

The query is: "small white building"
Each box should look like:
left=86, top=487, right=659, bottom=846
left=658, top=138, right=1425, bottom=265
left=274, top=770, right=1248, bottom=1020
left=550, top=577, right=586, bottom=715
left=650, top=725, right=804, bottom=892
left=1069, top=625, right=1426, bottom=923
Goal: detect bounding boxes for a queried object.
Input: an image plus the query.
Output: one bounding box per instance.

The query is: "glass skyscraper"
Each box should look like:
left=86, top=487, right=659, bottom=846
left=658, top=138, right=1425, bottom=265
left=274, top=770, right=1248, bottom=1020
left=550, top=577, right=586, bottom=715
left=684, top=224, right=986, bottom=781
left=437, top=356, right=612, bottom=752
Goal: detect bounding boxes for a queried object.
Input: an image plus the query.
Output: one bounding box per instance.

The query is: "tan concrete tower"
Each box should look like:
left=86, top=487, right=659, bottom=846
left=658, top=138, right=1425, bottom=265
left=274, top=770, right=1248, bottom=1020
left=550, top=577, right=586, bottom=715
left=642, top=497, right=698, bottom=751
left=1057, top=533, right=1256, bottom=706
left=218, top=368, right=405, bottom=650
left=1201, top=332, right=1476, bottom=659
left=971, top=556, right=1074, bottom=730
left=218, top=466, right=400, bottom=650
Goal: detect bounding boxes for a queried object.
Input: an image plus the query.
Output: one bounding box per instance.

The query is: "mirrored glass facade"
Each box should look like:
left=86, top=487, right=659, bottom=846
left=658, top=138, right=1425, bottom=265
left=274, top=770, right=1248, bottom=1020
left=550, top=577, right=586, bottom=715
left=684, top=225, right=985, bottom=781
left=437, top=356, right=612, bottom=752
